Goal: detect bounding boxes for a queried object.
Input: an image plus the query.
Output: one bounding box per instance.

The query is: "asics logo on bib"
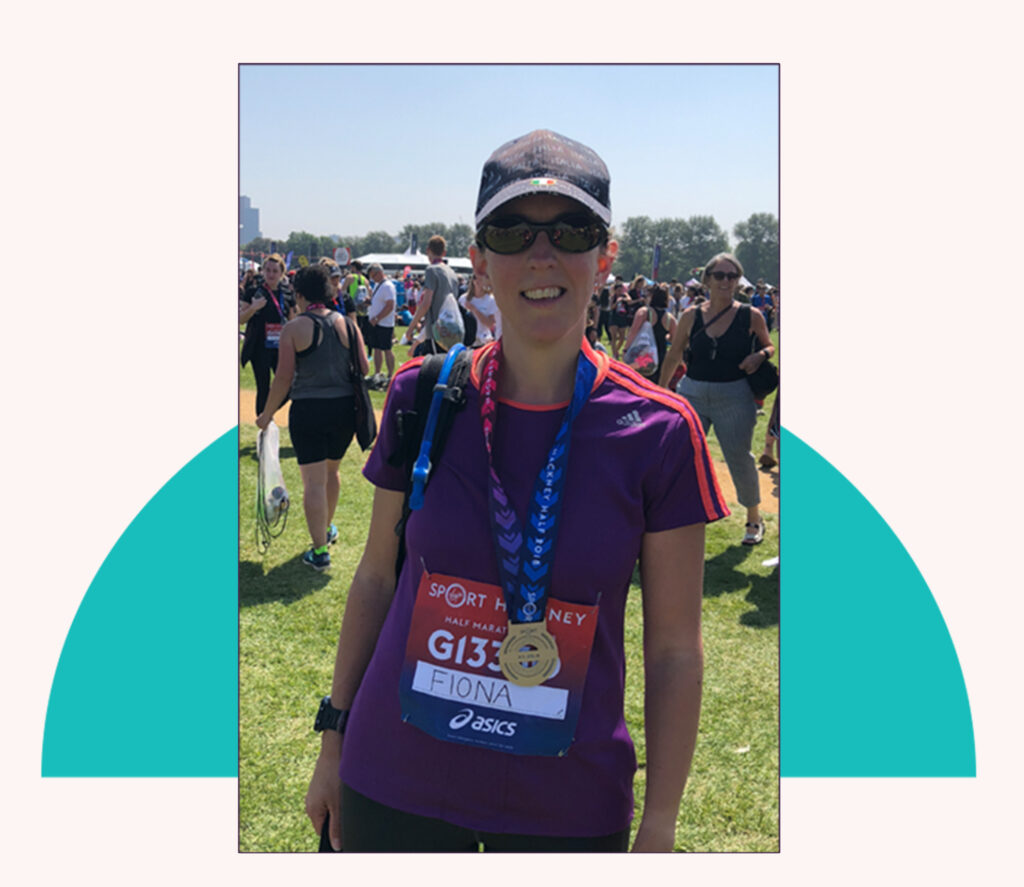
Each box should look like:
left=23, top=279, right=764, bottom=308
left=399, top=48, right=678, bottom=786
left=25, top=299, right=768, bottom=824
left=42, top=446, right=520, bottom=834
left=447, top=707, right=517, bottom=737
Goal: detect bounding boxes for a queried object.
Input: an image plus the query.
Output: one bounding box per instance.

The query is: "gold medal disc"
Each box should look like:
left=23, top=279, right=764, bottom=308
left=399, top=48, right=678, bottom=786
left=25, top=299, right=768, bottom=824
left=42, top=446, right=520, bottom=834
left=499, top=623, right=559, bottom=687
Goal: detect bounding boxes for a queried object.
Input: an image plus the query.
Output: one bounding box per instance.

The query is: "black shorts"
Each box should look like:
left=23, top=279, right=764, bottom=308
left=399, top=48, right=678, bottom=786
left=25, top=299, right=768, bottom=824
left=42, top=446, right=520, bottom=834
left=611, top=312, right=631, bottom=328
left=368, top=324, right=394, bottom=351
left=288, top=396, right=356, bottom=465
left=333, top=783, right=630, bottom=853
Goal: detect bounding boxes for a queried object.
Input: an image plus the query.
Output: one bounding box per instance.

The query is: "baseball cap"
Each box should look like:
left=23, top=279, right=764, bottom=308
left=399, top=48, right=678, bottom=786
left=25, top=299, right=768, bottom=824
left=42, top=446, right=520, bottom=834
left=474, top=129, right=611, bottom=228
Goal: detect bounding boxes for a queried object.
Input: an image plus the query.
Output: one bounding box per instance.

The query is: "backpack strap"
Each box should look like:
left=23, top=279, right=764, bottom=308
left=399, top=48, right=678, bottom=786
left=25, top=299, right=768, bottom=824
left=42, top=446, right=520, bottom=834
left=391, top=346, right=473, bottom=578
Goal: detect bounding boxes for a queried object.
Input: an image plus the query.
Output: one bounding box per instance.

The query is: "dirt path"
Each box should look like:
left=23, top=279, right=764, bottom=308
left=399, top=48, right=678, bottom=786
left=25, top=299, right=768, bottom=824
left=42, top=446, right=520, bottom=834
left=238, top=391, right=777, bottom=514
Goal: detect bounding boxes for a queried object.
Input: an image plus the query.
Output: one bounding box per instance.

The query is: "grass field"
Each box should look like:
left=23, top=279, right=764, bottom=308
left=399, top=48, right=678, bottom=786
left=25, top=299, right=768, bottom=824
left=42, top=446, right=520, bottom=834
left=239, top=330, right=779, bottom=852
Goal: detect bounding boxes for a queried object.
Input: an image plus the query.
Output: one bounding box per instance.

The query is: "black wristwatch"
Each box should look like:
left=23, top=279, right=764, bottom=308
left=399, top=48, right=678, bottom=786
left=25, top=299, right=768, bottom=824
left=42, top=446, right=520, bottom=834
left=314, top=696, right=350, bottom=734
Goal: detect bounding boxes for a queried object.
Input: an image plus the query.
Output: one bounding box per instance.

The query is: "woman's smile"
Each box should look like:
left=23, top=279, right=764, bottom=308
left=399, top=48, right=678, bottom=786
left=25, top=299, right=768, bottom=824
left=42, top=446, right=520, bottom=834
left=521, top=286, right=566, bottom=302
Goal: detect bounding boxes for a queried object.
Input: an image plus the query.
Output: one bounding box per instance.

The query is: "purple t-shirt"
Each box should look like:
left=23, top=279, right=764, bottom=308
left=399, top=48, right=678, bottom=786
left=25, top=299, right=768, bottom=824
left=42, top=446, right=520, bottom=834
left=340, top=344, right=729, bottom=837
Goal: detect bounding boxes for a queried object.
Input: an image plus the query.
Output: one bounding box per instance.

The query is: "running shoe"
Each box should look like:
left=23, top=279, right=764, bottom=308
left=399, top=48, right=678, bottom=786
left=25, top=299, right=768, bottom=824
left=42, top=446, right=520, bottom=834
left=303, top=547, right=331, bottom=571
left=326, top=524, right=338, bottom=545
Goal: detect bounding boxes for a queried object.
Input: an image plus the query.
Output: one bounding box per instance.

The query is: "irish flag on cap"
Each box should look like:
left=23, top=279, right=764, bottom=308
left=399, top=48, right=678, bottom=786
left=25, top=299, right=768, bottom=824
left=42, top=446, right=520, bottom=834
left=530, top=178, right=558, bottom=186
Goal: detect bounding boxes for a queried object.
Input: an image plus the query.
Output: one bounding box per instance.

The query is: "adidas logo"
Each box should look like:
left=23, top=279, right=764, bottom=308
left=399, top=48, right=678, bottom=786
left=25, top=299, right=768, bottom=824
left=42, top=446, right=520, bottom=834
left=616, top=410, right=643, bottom=428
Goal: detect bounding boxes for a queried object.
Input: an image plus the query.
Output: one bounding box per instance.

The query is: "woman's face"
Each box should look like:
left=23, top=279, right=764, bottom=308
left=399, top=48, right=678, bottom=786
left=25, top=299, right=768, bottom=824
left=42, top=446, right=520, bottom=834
left=706, top=259, right=740, bottom=299
left=471, top=194, right=615, bottom=349
left=263, top=261, right=284, bottom=289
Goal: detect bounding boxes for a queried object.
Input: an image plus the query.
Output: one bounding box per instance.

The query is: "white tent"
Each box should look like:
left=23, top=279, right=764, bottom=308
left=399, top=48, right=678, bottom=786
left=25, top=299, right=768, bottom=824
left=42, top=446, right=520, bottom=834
left=355, top=252, right=473, bottom=275
left=738, top=276, right=774, bottom=289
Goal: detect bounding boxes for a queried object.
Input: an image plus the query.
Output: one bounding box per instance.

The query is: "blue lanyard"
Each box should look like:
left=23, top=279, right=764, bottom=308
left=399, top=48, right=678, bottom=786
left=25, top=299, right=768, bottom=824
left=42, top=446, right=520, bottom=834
left=479, top=344, right=597, bottom=623
left=409, top=344, right=467, bottom=511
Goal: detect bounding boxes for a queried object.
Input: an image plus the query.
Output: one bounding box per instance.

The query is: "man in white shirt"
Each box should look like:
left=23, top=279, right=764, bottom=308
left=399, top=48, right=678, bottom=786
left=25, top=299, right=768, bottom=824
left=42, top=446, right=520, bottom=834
left=367, top=263, right=396, bottom=388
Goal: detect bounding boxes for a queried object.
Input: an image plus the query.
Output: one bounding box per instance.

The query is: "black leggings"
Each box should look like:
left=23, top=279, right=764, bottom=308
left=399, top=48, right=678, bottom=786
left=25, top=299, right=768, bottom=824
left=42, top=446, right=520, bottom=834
left=334, top=783, right=630, bottom=853
left=251, top=346, right=286, bottom=416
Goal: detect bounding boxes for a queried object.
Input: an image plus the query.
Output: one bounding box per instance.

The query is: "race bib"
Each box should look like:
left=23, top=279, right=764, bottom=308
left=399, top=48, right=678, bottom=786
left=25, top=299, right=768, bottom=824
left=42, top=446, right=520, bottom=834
left=264, top=323, right=282, bottom=348
left=400, top=571, right=598, bottom=757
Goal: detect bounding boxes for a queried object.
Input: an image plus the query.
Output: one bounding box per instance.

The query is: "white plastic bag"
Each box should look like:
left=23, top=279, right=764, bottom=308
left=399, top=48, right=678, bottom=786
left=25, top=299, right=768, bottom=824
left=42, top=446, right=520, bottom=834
left=433, top=292, right=465, bottom=351
left=257, top=422, right=289, bottom=525
left=355, top=284, right=370, bottom=315
left=623, top=320, right=659, bottom=377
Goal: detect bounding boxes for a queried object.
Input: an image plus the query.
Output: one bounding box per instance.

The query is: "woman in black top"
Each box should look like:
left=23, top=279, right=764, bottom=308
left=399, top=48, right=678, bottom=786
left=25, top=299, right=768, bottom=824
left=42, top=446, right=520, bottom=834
left=240, top=253, right=297, bottom=415
left=658, top=253, right=774, bottom=546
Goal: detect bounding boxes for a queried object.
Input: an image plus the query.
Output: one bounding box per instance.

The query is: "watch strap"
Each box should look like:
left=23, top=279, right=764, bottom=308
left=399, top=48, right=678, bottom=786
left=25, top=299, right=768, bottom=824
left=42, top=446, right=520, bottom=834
left=314, top=696, right=350, bottom=734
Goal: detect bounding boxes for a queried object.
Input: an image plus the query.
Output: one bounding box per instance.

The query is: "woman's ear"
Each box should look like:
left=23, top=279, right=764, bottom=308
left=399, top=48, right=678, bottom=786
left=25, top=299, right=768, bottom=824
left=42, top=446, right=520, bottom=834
left=595, top=240, right=618, bottom=283
left=470, top=244, right=490, bottom=287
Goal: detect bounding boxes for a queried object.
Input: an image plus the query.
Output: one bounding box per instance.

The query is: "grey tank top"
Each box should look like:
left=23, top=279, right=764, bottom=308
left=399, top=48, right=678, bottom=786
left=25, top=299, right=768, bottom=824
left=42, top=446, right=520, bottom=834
left=290, top=311, right=354, bottom=399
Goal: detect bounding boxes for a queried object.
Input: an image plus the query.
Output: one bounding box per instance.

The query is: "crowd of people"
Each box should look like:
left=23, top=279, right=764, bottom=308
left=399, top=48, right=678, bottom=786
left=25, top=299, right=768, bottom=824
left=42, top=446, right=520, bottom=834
left=240, top=128, right=779, bottom=853
left=241, top=248, right=780, bottom=551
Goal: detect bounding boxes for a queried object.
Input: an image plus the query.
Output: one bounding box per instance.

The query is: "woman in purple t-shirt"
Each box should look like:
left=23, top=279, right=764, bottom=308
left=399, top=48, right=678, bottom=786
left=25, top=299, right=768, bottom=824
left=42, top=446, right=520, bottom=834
left=304, top=130, right=727, bottom=852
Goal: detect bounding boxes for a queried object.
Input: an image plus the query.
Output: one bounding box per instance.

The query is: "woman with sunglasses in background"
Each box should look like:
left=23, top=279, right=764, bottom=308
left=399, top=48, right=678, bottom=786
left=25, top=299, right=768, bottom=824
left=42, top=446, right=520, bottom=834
left=305, top=130, right=728, bottom=853
left=658, top=253, right=774, bottom=546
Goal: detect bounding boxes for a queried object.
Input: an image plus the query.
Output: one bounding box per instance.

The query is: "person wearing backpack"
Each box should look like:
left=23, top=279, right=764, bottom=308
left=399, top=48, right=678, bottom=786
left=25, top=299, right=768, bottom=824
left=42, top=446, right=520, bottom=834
left=305, top=130, right=728, bottom=852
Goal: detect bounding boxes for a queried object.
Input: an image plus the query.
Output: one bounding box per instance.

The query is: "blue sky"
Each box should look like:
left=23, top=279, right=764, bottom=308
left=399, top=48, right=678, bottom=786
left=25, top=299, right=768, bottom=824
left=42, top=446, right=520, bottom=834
left=240, top=64, right=778, bottom=246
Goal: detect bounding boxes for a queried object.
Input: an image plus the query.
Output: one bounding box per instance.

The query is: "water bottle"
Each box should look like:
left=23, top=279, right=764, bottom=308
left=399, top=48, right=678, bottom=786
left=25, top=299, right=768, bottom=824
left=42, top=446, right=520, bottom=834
left=268, top=485, right=288, bottom=521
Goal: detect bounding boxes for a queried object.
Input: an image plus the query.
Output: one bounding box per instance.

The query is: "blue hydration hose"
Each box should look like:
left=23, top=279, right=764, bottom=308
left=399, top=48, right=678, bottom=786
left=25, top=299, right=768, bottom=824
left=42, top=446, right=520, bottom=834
left=409, top=344, right=467, bottom=511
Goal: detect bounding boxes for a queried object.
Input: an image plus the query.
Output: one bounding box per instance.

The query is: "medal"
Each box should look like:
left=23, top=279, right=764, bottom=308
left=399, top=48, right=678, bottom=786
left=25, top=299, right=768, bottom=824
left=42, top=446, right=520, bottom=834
left=479, top=342, right=597, bottom=689
left=499, top=623, right=559, bottom=687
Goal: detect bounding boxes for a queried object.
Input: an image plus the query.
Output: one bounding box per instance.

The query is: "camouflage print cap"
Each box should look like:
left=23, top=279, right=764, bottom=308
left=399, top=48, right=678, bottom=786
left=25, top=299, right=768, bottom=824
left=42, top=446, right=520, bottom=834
left=474, top=129, right=611, bottom=228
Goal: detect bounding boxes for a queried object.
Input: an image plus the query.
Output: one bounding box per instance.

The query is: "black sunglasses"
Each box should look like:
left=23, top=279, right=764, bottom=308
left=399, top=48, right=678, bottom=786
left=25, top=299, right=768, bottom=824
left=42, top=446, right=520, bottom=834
left=708, top=270, right=741, bottom=281
left=476, top=213, right=607, bottom=255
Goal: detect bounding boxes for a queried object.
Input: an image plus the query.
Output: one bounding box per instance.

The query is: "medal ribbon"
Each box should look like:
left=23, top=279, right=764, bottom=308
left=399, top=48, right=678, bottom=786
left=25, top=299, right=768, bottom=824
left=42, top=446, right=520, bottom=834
left=479, top=342, right=597, bottom=624
left=262, top=284, right=286, bottom=322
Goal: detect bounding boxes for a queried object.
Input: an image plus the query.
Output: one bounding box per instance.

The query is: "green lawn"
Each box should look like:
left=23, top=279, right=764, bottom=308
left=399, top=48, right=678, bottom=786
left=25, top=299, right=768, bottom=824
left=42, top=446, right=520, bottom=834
left=239, top=328, right=779, bottom=852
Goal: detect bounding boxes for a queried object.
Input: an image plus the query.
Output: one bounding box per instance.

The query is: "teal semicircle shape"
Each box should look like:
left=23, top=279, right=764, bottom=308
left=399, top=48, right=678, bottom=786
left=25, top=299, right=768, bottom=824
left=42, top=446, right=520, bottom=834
left=781, top=429, right=975, bottom=776
left=41, top=426, right=975, bottom=777
left=42, top=429, right=238, bottom=776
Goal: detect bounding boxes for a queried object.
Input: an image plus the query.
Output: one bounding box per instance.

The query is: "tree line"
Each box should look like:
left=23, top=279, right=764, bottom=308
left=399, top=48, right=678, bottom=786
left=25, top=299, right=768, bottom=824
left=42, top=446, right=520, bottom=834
left=242, top=212, right=779, bottom=285
left=612, top=212, right=779, bottom=284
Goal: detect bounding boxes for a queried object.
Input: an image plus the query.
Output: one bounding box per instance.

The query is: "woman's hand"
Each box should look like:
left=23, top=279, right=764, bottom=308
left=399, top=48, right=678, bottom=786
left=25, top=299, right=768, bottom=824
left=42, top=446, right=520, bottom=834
left=252, top=295, right=268, bottom=312
left=255, top=412, right=271, bottom=432
left=631, top=816, right=676, bottom=852
left=739, top=349, right=768, bottom=374
left=305, top=734, right=344, bottom=851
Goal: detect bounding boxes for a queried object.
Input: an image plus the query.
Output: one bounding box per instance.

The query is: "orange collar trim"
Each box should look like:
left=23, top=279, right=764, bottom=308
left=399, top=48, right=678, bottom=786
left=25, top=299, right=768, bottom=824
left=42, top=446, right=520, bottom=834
left=468, top=339, right=608, bottom=411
